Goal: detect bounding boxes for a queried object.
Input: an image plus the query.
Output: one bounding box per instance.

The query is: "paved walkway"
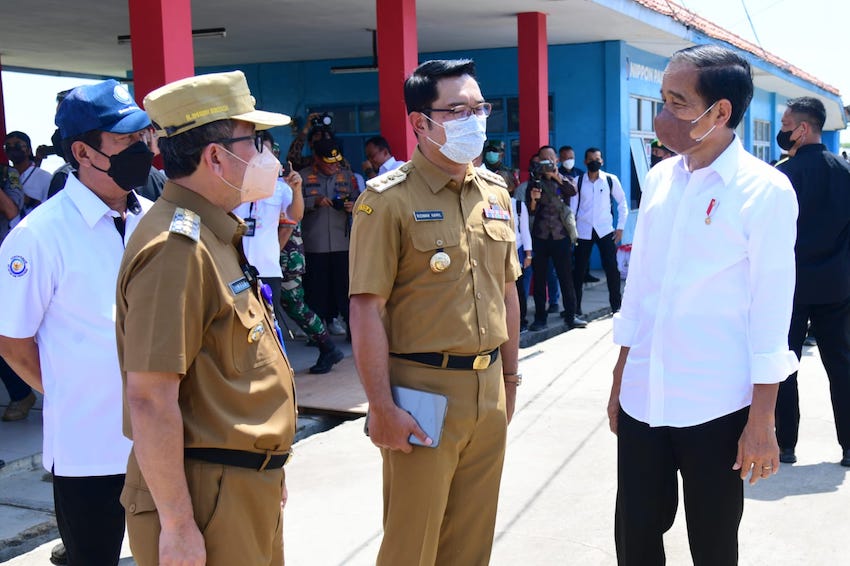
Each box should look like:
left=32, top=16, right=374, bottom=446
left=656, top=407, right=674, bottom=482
left=3, top=274, right=849, bottom=564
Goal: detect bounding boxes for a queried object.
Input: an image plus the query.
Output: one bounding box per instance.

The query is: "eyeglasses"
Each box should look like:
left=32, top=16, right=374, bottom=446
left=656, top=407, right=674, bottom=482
left=215, top=132, right=265, bottom=153
left=421, top=103, right=492, bottom=121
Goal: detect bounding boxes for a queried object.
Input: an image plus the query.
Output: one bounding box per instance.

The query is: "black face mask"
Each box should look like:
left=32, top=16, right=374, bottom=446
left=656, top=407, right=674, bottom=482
left=92, top=141, right=154, bottom=192
left=776, top=128, right=797, bottom=152
left=6, top=146, right=27, bottom=165
left=587, top=160, right=603, bottom=173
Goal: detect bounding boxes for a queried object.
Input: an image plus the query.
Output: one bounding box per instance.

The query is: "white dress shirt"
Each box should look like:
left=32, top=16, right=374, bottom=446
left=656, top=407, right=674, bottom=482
left=0, top=174, right=151, bottom=475
left=234, top=179, right=293, bottom=278
left=613, top=137, right=799, bottom=427
left=570, top=171, right=628, bottom=239
left=19, top=163, right=52, bottom=204
left=510, top=197, right=532, bottom=252
left=378, top=155, right=403, bottom=175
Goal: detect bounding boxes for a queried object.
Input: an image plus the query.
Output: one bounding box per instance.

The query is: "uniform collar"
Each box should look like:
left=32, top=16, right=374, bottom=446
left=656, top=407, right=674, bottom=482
left=795, top=143, right=827, bottom=156
left=411, top=147, right=477, bottom=194
left=64, top=173, right=142, bottom=228
left=161, top=181, right=243, bottom=244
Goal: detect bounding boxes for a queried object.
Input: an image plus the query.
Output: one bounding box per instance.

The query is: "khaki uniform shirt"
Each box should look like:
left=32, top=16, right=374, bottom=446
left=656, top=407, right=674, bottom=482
left=349, top=148, right=521, bottom=355
left=116, top=182, right=296, bottom=455
left=300, top=164, right=359, bottom=254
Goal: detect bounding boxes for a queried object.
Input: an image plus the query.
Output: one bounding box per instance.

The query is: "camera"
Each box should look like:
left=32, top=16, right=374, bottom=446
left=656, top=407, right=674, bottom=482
left=310, top=113, right=333, bottom=131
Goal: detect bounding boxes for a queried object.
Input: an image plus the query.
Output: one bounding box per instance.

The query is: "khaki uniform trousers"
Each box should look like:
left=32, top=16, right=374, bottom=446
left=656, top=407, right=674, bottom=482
left=121, top=449, right=285, bottom=566
left=377, top=356, right=507, bottom=566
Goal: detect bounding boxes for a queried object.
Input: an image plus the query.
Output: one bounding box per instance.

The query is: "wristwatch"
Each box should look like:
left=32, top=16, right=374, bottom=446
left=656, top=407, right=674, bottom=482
left=503, top=373, right=522, bottom=386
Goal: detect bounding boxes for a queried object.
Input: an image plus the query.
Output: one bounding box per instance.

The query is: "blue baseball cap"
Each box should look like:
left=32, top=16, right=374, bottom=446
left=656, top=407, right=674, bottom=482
left=55, top=79, right=151, bottom=140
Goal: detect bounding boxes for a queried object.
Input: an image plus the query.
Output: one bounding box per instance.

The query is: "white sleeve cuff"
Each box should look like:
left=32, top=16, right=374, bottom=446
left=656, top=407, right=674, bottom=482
left=612, top=313, right=639, bottom=347
left=750, top=350, right=800, bottom=384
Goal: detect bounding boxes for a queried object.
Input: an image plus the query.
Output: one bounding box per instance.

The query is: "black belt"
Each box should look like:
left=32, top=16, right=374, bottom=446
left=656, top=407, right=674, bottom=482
left=185, top=448, right=291, bottom=471
left=390, top=349, right=498, bottom=370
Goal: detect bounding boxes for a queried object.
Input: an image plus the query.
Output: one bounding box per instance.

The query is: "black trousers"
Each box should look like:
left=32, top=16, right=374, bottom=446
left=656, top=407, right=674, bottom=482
left=53, top=473, right=126, bottom=566
left=776, top=295, right=850, bottom=450
left=573, top=229, right=621, bottom=313
left=0, top=355, right=32, bottom=401
left=615, top=407, right=748, bottom=566
left=303, top=251, right=350, bottom=322
left=531, top=236, right=576, bottom=323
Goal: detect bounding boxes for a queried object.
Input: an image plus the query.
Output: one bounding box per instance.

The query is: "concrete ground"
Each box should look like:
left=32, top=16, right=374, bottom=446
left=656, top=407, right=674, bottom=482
left=3, top=274, right=849, bottom=564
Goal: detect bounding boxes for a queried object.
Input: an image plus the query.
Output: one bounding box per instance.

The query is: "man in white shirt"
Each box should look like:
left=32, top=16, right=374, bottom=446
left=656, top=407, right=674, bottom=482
left=570, top=147, right=628, bottom=315
left=362, top=135, right=402, bottom=179
left=4, top=131, right=52, bottom=215
left=0, top=80, right=154, bottom=566
left=608, top=45, right=798, bottom=565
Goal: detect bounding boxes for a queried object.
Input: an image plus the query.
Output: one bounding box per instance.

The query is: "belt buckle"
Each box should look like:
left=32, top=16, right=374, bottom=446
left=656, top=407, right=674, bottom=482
left=472, top=353, right=490, bottom=371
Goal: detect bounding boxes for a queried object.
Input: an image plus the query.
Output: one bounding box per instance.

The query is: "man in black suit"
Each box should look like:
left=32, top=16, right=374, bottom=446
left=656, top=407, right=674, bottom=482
left=775, top=96, right=850, bottom=467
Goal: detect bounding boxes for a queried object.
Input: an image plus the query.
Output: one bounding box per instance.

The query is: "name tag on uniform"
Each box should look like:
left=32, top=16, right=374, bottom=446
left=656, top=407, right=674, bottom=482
left=244, top=218, right=256, bottom=237
left=483, top=205, right=511, bottom=221
left=414, top=210, right=444, bottom=222
left=229, top=277, right=251, bottom=295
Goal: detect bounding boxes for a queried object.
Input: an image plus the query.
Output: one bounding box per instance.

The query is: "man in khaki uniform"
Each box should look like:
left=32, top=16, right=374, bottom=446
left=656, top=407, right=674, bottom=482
left=115, top=71, right=296, bottom=566
left=349, top=59, right=522, bottom=566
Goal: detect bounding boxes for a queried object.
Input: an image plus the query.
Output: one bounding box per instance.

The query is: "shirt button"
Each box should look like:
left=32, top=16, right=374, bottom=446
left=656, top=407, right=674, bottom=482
left=476, top=292, right=482, bottom=299
left=436, top=239, right=443, bottom=246
left=480, top=327, right=486, bottom=334
left=472, top=259, right=478, bottom=267
left=129, top=504, right=136, bottom=513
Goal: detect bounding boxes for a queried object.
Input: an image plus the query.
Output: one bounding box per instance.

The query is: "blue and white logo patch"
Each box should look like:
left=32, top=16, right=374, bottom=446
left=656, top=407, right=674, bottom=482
left=113, top=84, right=134, bottom=104
left=8, top=255, right=28, bottom=277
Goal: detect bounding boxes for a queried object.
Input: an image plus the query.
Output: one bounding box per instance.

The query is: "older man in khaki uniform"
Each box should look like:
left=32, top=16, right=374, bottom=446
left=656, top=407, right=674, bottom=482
left=349, top=59, right=521, bottom=566
left=116, top=71, right=296, bottom=566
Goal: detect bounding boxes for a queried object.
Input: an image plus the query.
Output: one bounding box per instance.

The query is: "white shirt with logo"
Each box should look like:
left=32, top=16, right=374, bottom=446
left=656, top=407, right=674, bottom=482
left=613, top=137, right=799, bottom=427
left=0, top=174, right=151, bottom=476
left=570, top=171, right=628, bottom=240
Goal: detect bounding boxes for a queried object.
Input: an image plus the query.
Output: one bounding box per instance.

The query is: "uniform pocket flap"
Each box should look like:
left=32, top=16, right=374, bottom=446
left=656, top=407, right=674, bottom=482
left=410, top=228, right=460, bottom=252
left=483, top=219, right=516, bottom=242
left=121, top=485, right=157, bottom=515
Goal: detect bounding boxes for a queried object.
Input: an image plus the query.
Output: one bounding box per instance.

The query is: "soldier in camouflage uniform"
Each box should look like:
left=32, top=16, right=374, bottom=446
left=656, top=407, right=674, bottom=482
left=280, top=224, right=344, bottom=374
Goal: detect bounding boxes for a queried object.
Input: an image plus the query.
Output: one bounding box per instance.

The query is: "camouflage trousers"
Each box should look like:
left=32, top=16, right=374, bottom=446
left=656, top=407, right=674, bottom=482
left=280, top=276, right=325, bottom=340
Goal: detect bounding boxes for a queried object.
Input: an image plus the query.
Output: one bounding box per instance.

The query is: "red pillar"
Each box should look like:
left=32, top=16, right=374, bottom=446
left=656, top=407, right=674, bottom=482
left=128, top=0, right=195, bottom=107
left=0, top=55, right=7, bottom=163
left=517, top=12, right=549, bottom=180
left=376, top=0, right=418, bottom=161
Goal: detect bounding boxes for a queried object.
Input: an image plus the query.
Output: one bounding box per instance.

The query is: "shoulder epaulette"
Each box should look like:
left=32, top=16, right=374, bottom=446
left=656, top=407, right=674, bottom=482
left=169, top=207, right=201, bottom=242
left=478, top=167, right=507, bottom=188
left=366, top=161, right=412, bottom=193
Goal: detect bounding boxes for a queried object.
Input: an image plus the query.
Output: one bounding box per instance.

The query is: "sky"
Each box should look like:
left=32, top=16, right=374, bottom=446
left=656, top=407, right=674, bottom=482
left=2, top=0, right=849, bottom=169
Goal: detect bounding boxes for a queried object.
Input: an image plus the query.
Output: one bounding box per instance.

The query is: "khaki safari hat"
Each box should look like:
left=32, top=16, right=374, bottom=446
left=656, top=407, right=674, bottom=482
left=143, top=70, right=290, bottom=137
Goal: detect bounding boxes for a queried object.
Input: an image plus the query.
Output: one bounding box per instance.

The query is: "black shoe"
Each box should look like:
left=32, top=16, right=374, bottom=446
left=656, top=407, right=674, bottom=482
left=803, top=335, right=817, bottom=347
left=841, top=449, right=850, bottom=467
left=569, top=317, right=588, bottom=329
left=529, top=321, right=548, bottom=332
left=584, top=274, right=600, bottom=283
left=309, top=346, right=344, bottom=374
left=779, top=448, right=797, bottom=464
left=547, top=303, right=560, bottom=314
left=50, top=543, right=67, bottom=565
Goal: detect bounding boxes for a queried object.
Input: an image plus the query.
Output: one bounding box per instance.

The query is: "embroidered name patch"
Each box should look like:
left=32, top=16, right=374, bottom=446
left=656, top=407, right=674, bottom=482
left=229, top=277, right=251, bottom=295
left=8, top=255, right=28, bottom=277
left=414, top=210, right=444, bottom=222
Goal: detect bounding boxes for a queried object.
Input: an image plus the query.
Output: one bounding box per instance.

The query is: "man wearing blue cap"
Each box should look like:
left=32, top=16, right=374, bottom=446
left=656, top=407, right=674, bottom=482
left=0, top=79, right=154, bottom=566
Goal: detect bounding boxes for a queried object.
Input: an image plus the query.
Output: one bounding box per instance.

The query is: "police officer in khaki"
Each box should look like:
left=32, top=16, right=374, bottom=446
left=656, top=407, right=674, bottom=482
left=349, top=59, right=521, bottom=566
left=115, top=71, right=296, bottom=566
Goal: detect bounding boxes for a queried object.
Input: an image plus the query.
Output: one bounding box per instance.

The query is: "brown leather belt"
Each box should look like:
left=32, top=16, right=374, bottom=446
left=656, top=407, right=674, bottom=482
left=390, top=349, right=498, bottom=370
left=185, top=448, right=291, bottom=471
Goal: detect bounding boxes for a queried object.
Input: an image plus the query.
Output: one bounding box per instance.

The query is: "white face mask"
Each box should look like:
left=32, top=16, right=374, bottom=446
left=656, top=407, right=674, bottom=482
left=563, top=158, right=575, bottom=170
left=219, top=145, right=281, bottom=203
left=425, top=113, right=488, bottom=164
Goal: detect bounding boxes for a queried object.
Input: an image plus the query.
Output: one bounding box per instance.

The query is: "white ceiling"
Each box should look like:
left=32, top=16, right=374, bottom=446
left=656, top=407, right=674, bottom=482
left=0, top=0, right=843, bottom=128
